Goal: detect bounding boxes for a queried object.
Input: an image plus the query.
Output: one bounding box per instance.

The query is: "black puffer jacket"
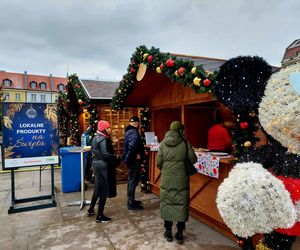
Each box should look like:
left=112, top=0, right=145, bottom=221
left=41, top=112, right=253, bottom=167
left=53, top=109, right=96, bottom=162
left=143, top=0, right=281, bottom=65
left=122, top=125, right=145, bottom=164
left=91, top=133, right=118, bottom=198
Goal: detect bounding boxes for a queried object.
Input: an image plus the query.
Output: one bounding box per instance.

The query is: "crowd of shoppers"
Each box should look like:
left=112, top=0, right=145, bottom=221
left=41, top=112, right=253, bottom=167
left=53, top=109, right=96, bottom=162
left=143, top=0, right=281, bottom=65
left=85, top=116, right=228, bottom=244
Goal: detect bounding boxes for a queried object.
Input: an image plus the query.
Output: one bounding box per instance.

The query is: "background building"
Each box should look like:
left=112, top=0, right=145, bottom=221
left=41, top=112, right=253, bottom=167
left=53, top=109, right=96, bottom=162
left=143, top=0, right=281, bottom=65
left=1, top=70, right=67, bottom=103
left=281, top=39, right=300, bottom=67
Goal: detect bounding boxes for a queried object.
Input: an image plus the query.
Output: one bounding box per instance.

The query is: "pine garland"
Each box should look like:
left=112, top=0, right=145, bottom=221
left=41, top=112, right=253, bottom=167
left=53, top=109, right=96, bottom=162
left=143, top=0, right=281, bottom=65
left=111, top=45, right=216, bottom=110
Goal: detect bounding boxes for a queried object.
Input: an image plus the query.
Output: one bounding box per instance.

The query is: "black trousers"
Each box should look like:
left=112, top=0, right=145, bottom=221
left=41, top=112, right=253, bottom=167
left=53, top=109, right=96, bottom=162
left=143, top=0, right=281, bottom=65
left=90, top=195, right=106, bottom=216
left=127, top=161, right=141, bottom=202
left=164, top=220, right=185, bottom=232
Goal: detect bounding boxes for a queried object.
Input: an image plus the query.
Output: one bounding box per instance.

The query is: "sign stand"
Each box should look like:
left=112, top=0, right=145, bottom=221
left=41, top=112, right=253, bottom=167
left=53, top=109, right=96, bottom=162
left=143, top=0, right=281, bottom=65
left=67, top=146, right=91, bottom=210
left=8, top=166, right=57, bottom=214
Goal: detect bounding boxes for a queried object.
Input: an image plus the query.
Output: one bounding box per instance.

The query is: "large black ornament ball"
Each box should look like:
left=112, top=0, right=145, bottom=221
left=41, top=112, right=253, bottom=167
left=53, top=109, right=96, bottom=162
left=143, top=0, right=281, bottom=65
left=214, top=56, right=272, bottom=113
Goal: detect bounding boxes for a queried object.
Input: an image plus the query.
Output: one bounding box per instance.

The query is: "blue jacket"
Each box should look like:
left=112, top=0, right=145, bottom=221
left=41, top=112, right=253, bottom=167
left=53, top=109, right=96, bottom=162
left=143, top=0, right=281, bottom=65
left=122, top=125, right=145, bottom=164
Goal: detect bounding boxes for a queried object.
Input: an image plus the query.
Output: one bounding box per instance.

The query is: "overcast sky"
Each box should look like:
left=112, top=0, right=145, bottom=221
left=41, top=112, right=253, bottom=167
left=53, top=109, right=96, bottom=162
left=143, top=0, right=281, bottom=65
left=1, top=0, right=299, bottom=81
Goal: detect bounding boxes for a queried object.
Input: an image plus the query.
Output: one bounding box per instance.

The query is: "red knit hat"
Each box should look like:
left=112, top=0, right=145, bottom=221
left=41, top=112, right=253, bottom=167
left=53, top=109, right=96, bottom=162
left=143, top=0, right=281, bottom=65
left=97, top=120, right=110, bottom=131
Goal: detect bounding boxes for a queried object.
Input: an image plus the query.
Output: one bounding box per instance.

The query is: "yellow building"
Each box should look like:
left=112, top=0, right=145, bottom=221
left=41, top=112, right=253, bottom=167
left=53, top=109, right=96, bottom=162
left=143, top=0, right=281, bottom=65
left=2, top=89, right=26, bottom=102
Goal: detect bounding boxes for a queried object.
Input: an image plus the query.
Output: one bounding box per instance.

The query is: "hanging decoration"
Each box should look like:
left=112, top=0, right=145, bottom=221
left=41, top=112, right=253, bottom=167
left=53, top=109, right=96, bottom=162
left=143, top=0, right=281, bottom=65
left=136, top=63, right=147, bottom=81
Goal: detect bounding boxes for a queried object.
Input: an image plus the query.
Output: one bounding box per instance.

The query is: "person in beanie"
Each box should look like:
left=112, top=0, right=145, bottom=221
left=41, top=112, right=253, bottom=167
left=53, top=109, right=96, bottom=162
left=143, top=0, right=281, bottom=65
left=87, top=120, right=120, bottom=222
left=122, top=116, right=145, bottom=210
left=156, top=121, right=197, bottom=244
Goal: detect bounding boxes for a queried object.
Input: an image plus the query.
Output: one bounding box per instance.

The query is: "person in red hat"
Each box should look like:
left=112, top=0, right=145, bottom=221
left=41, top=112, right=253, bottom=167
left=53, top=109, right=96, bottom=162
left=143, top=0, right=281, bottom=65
left=87, top=120, right=120, bottom=222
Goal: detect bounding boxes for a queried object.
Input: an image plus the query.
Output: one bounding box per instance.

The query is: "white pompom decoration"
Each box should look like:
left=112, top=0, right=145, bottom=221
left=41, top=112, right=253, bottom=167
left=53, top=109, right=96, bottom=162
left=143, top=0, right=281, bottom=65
left=216, top=162, right=297, bottom=238
left=259, top=62, right=300, bottom=154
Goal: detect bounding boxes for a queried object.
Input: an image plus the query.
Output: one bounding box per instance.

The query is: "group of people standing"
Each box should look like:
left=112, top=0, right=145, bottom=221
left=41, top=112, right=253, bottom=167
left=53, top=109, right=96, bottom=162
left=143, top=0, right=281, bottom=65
left=86, top=116, right=145, bottom=223
left=85, top=113, right=231, bottom=244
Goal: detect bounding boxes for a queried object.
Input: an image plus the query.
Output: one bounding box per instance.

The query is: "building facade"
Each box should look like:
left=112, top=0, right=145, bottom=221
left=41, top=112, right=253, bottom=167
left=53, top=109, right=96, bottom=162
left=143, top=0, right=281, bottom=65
left=281, top=39, right=300, bottom=67
left=1, top=71, right=67, bottom=103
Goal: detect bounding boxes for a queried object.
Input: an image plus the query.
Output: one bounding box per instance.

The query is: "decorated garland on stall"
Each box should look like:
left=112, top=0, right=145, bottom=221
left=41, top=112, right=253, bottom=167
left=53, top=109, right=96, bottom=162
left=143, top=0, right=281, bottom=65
left=111, top=45, right=216, bottom=111
left=139, top=107, right=151, bottom=193
left=58, top=74, right=99, bottom=145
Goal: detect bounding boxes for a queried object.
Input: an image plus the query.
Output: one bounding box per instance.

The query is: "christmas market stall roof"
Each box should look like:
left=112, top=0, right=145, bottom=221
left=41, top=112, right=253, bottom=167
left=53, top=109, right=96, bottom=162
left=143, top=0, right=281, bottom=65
left=80, top=79, right=119, bottom=103
left=174, top=53, right=226, bottom=72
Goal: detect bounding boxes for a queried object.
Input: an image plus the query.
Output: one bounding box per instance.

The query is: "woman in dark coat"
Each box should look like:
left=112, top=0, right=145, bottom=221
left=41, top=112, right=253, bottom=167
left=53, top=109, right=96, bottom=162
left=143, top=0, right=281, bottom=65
left=156, top=121, right=197, bottom=244
left=87, top=120, right=119, bottom=223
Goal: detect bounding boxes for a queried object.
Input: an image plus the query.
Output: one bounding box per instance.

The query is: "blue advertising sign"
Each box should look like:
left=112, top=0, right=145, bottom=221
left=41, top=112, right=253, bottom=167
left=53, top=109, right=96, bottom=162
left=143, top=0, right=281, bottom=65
left=1, top=103, right=59, bottom=169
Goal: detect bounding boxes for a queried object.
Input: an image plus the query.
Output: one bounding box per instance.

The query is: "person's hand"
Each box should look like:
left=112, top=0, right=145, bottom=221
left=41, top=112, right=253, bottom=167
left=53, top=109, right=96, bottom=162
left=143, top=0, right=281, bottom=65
left=136, top=154, right=141, bottom=160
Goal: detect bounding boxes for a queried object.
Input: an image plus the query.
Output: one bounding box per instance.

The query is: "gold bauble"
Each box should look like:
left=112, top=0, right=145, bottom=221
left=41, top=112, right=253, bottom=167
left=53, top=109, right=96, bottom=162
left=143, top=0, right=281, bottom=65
left=143, top=53, right=149, bottom=60
left=175, top=70, right=179, bottom=77
left=193, top=77, right=201, bottom=86
left=191, top=67, right=197, bottom=74
left=156, top=66, right=162, bottom=74
left=243, top=141, right=251, bottom=147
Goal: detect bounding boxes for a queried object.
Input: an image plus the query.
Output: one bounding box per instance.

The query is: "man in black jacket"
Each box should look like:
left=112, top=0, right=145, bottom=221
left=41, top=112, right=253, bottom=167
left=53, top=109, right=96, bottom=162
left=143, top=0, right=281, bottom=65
left=122, top=116, right=145, bottom=210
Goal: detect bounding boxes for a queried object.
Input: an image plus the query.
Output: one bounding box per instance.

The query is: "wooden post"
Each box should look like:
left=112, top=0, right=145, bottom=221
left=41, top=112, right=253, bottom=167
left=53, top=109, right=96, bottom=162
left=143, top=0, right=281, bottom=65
left=181, top=105, right=185, bottom=125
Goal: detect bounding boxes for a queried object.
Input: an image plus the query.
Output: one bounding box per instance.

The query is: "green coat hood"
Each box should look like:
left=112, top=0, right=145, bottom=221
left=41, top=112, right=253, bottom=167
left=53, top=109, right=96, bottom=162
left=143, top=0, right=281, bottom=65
left=163, top=130, right=184, bottom=147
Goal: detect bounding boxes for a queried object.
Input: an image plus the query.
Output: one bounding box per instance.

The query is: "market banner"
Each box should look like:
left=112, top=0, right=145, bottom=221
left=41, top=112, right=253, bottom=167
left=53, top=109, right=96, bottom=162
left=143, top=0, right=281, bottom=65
left=1, top=103, right=59, bottom=169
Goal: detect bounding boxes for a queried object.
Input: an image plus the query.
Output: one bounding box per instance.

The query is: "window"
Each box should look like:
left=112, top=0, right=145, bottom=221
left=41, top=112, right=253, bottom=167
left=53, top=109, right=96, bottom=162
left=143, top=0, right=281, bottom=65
left=15, top=93, right=21, bottom=101
left=40, top=82, right=47, bottom=89
left=30, top=81, right=37, bottom=89
left=41, top=94, right=46, bottom=102
left=3, top=92, right=10, bottom=100
left=57, top=83, right=64, bottom=91
left=31, top=94, right=37, bottom=102
left=3, top=79, right=12, bottom=87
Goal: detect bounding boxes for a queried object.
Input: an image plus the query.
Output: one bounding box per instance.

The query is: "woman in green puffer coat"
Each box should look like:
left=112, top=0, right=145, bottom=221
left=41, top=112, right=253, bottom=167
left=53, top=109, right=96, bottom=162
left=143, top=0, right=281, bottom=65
left=156, top=121, right=197, bottom=244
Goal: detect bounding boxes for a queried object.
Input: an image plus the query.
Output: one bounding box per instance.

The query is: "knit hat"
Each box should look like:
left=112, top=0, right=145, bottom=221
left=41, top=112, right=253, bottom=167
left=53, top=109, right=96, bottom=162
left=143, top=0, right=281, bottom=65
left=97, top=120, right=110, bottom=131
left=170, top=121, right=184, bottom=135
left=130, top=116, right=140, bottom=122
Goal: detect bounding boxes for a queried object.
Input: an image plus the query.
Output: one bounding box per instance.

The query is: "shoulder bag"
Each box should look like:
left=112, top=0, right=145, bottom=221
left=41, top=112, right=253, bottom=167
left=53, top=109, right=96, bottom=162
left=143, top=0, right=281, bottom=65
left=184, top=140, right=197, bottom=176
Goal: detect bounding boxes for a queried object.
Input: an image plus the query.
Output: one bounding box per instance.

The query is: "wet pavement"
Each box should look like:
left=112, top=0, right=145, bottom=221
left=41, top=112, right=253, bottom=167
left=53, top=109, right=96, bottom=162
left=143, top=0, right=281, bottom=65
left=0, top=168, right=299, bottom=250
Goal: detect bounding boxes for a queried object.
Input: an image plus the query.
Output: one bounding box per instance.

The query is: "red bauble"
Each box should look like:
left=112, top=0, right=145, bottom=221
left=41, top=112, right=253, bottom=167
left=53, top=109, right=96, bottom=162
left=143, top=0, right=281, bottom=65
left=159, top=64, right=164, bottom=70
left=237, top=240, right=244, bottom=247
left=148, top=55, right=153, bottom=63
left=178, top=67, right=185, bottom=76
left=166, top=59, right=175, bottom=67
left=130, top=67, right=135, bottom=73
left=203, top=79, right=211, bottom=86
left=240, top=122, right=249, bottom=129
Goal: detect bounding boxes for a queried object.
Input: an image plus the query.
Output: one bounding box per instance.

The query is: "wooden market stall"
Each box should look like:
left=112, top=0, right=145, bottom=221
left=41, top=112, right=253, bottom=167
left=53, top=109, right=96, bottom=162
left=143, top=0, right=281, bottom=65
left=122, top=68, right=236, bottom=239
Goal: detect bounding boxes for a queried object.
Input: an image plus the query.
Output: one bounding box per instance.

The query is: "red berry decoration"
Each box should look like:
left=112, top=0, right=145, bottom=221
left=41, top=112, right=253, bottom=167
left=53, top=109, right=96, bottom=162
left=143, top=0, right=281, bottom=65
left=203, top=79, right=211, bottom=86
left=148, top=55, right=153, bottom=63
left=178, top=67, right=185, bottom=76
left=240, top=122, right=249, bottom=129
left=130, top=67, right=135, bottom=73
left=159, top=63, right=164, bottom=70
